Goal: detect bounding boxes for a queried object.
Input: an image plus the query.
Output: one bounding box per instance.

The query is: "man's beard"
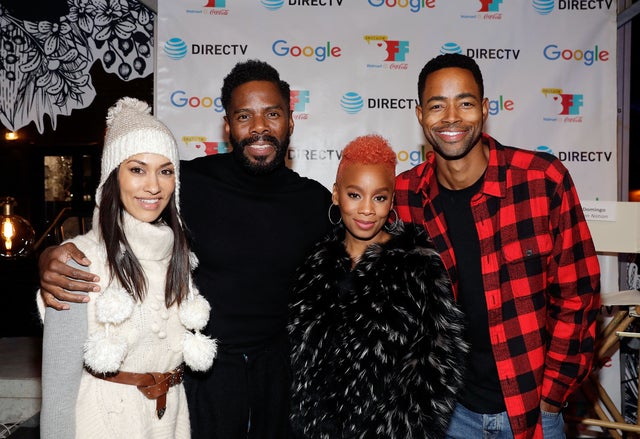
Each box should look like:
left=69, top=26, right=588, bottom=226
left=230, top=133, right=289, bottom=175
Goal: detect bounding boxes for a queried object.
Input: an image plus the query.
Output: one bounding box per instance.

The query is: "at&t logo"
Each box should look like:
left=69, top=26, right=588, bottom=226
left=164, top=38, right=188, bottom=60
left=440, top=42, right=462, bottom=54
left=261, top=0, right=284, bottom=10
left=532, top=0, right=554, bottom=15
left=340, top=92, right=364, bottom=114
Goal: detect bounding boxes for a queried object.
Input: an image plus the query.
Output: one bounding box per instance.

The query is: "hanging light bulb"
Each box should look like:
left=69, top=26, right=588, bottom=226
left=0, top=197, right=35, bottom=258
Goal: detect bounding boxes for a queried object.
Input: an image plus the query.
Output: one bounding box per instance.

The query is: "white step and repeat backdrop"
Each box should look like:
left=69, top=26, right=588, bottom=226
left=155, top=0, right=621, bottom=415
left=155, top=0, right=617, bottom=201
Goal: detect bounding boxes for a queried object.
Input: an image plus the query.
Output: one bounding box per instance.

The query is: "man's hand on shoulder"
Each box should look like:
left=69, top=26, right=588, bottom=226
left=39, top=243, right=100, bottom=310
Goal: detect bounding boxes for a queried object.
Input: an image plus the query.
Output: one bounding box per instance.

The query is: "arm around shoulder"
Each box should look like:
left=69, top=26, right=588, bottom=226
left=38, top=242, right=100, bottom=309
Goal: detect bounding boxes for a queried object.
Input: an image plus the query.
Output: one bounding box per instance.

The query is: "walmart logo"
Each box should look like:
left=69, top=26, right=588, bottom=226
left=532, top=0, right=554, bottom=15
left=164, top=38, right=188, bottom=60
left=261, top=0, right=284, bottom=10
left=340, top=92, right=364, bottom=114
left=440, top=42, right=462, bottom=55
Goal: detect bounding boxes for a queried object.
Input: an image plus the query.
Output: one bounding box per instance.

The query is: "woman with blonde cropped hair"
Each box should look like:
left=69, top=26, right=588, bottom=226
left=288, top=134, right=468, bottom=438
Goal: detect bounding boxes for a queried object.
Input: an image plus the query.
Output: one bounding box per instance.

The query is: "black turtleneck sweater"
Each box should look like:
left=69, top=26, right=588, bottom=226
left=180, top=153, right=332, bottom=351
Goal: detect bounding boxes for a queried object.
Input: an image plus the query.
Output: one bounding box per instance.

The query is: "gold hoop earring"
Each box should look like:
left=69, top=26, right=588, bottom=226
left=327, top=204, right=342, bottom=225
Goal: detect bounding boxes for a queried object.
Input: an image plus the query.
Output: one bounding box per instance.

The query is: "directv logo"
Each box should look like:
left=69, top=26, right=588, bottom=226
left=340, top=92, right=364, bottom=114
left=261, top=0, right=284, bottom=10
left=440, top=42, right=462, bottom=55
left=532, top=0, right=554, bottom=15
left=164, top=38, right=188, bottom=60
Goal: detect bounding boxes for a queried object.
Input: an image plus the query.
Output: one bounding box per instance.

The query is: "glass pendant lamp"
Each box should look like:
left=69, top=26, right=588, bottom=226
left=0, top=197, right=35, bottom=258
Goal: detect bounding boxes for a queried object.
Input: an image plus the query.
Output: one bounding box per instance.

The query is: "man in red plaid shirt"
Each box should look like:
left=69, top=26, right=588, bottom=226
left=395, top=53, right=601, bottom=439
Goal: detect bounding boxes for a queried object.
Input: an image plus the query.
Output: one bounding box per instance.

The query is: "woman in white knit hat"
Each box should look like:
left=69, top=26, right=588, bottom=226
left=39, top=97, right=217, bottom=439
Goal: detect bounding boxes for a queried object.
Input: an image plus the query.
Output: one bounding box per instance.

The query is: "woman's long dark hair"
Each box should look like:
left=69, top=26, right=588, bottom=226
left=99, top=169, right=191, bottom=307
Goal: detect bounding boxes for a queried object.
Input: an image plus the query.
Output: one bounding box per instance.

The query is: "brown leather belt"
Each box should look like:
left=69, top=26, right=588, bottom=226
left=90, top=364, right=184, bottom=419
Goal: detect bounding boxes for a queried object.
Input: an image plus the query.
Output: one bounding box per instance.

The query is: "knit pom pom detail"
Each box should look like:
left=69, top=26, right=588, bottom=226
left=179, top=293, right=210, bottom=331
left=106, top=97, right=151, bottom=127
left=84, top=329, right=128, bottom=373
left=95, top=287, right=135, bottom=325
left=189, top=251, right=199, bottom=270
left=183, top=331, right=217, bottom=372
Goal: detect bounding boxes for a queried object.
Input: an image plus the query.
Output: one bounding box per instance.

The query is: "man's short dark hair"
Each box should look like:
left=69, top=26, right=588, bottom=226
left=220, top=59, right=291, bottom=113
left=417, top=53, right=484, bottom=105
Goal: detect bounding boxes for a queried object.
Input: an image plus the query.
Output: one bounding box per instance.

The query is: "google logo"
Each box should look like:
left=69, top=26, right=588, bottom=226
left=170, top=90, right=224, bottom=112
left=367, top=0, right=435, bottom=13
left=543, top=44, right=609, bottom=66
left=397, top=149, right=425, bottom=166
left=272, top=39, right=341, bottom=62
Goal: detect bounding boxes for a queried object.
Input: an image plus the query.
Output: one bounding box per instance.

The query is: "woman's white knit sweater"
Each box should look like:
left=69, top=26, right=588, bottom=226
left=41, top=213, right=192, bottom=439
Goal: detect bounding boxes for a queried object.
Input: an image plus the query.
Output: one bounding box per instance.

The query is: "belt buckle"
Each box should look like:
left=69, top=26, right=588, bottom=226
left=168, top=364, right=184, bottom=387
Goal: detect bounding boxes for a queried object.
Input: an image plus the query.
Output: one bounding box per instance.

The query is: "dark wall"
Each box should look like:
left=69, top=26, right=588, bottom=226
left=1, top=62, right=153, bottom=236
left=0, top=62, right=153, bottom=337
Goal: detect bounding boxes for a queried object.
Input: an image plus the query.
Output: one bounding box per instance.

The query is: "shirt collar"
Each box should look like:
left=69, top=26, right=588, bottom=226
left=415, top=133, right=507, bottom=200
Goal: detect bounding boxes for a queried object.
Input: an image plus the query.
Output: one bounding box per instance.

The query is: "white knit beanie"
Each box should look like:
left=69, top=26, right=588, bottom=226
left=96, top=97, right=180, bottom=207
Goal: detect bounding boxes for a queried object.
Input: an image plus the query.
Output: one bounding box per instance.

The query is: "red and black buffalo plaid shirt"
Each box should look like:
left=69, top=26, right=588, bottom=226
left=395, top=134, right=600, bottom=439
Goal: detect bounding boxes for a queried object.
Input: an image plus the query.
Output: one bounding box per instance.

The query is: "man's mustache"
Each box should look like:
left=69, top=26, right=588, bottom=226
left=238, top=134, right=281, bottom=148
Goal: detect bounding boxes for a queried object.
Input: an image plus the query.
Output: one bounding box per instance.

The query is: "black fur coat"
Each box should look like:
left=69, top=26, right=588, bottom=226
left=288, top=222, right=468, bottom=439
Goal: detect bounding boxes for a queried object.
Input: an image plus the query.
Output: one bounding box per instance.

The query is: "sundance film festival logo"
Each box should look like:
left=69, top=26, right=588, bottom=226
left=291, top=90, right=310, bottom=120
left=186, top=0, right=228, bottom=14
left=203, top=0, right=227, bottom=7
left=461, top=0, right=504, bottom=19
left=180, top=136, right=231, bottom=160
left=364, top=35, right=409, bottom=70
left=541, top=88, right=584, bottom=123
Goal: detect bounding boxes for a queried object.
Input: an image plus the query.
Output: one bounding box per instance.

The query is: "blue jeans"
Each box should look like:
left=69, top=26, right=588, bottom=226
left=445, top=403, right=566, bottom=438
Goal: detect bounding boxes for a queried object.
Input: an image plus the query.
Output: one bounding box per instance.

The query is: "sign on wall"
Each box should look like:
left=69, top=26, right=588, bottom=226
left=156, top=0, right=617, bottom=202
